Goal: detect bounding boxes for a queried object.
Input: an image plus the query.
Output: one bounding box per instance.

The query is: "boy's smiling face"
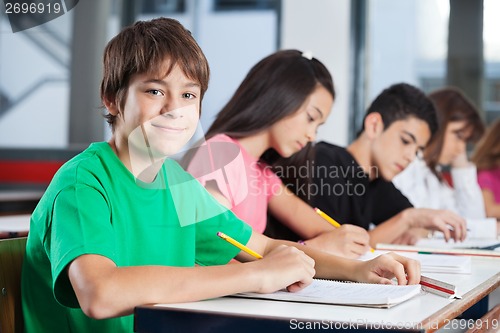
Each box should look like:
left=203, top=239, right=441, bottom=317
left=110, top=62, right=201, bottom=162
left=371, top=116, right=431, bottom=181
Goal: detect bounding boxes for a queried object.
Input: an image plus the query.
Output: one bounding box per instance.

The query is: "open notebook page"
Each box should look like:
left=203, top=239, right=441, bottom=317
left=232, top=279, right=422, bottom=308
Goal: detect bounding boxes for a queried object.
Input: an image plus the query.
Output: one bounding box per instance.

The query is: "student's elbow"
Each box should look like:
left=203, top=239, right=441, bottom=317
left=68, top=254, right=124, bottom=319
left=78, top=286, right=118, bottom=319
left=81, top=301, right=107, bottom=320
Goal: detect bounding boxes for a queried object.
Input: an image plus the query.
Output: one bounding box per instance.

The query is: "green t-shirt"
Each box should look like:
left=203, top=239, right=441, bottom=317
left=22, top=142, right=252, bottom=332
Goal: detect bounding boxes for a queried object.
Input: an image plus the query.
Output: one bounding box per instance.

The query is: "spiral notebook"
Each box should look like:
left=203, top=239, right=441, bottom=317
left=232, top=279, right=422, bottom=308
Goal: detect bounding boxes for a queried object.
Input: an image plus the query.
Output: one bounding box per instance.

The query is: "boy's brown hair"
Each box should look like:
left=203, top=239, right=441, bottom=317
left=100, top=17, right=210, bottom=131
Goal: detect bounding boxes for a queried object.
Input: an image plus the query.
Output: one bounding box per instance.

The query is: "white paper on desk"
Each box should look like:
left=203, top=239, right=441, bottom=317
left=430, top=218, right=497, bottom=240
left=411, top=253, right=471, bottom=274
left=233, top=279, right=422, bottom=308
left=466, top=218, right=498, bottom=238
left=415, top=237, right=500, bottom=250
left=359, top=251, right=471, bottom=274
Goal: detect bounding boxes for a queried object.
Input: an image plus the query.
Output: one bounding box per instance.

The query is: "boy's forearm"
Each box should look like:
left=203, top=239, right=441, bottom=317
left=69, top=255, right=262, bottom=319
left=307, top=250, right=360, bottom=281
left=368, top=210, right=412, bottom=245
left=268, top=238, right=358, bottom=281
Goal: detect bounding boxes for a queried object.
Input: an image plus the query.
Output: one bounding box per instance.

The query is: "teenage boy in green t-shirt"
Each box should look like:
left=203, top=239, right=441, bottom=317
left=22, top=18, right=420, bottom=333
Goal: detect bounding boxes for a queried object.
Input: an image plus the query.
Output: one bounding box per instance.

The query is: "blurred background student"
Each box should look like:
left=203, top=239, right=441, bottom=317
left=266, top=83, right=467, bottom=246
left=393, top=87, right=486, bottom=219
left=471, top=118, right=500, bottom=220
left=185, top=49, right=370, bottom=258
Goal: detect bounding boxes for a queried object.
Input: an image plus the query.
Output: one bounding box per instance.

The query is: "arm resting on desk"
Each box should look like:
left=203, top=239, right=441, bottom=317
left=67, top=231, right=420, bottom=320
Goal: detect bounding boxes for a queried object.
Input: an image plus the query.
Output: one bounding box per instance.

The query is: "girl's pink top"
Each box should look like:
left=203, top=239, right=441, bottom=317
left=477, top=167, right=500, bottom=203
left=187, top=134, right=282, bottom=233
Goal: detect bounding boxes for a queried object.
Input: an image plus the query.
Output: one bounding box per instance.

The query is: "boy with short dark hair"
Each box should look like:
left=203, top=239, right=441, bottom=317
left=22, top=20, right=420, bottom=333
left=267, top=83, right=467, bottom=246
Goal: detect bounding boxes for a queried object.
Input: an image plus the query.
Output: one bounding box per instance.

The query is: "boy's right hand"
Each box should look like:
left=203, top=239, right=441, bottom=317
left=304, top=225, right=370, bottom=259
left=253, top=245, right=315, bottom=294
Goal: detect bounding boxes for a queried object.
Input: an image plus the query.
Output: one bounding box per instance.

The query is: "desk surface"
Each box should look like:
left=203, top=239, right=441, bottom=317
left=134, top=257, right=500, bottom=333
left=0, top=214, right=30, bottom=231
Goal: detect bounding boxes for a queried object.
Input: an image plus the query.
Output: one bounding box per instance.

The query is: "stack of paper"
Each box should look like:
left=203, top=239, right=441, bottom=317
left=413, top=253, right=471, bottom=274
left=376, top=242, right=500, bottom=257
left=415, top=238, right=500, bottom=251
left=465, top=218, right=498, bottom=239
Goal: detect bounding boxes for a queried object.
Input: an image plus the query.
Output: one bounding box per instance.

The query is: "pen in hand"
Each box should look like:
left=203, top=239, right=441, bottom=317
left=217, top=231, right=263, bottom=259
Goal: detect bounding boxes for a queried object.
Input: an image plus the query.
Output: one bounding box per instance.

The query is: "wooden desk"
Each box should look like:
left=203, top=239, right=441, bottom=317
left=134, top=257, right=500, bottom=333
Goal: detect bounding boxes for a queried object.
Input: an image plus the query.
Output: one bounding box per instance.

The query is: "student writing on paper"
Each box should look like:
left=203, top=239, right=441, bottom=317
left=393, top=87, right=486, bottom=219
left=184, top=50, right=370, bottom=259
left=471, top=119, right=500, bottom=220
left=267, top=83, right=468, bottom=246
left=21, top=18, right=421, bottom=333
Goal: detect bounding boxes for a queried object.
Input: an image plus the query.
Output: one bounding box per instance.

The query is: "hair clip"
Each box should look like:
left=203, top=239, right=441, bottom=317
left=301, top=51, right=313, bottom=60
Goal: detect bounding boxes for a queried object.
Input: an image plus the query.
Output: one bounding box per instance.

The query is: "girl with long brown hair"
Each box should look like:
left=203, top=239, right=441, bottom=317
left=186, top=50, right=370, bottom=258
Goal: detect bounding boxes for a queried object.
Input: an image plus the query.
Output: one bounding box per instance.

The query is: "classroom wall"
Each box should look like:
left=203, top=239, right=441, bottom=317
left=0, top=3, right=278, bottom=148
left=281, top=0, right=351, bottom=146
left=1, top=0, right=404, bottom=149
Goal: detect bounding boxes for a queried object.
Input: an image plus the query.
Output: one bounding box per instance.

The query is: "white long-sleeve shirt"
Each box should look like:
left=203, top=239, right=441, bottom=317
left=392, top=159, right=486, bottom=219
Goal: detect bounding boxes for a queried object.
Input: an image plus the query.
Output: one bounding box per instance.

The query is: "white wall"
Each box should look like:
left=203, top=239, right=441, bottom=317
left=0, top=4, right=277, bottom=148
left=367, top=0, right=419, bottom=101
left=1, top=0, right=353, bottom=148
left=281, top=0, right=351, bottom=146
left=196, top=11, right=277, bottom=133
left=0, top=12, right=72, bottom=148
